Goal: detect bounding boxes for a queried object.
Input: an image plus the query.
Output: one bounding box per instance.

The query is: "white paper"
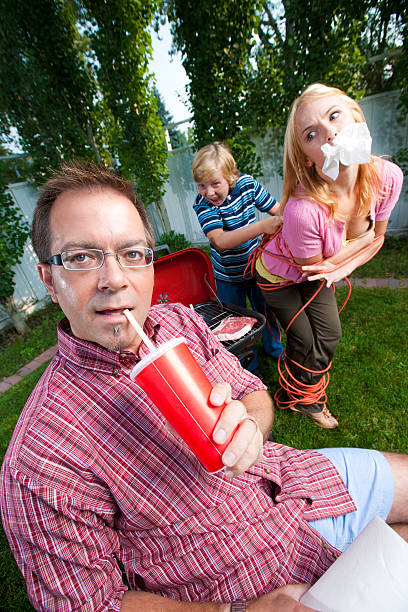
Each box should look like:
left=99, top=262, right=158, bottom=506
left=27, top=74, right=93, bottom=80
left=301, top=516, right=408, bottom=611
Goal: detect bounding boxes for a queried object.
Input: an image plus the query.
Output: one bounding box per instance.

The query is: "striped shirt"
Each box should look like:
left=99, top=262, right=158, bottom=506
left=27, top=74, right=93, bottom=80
left=193, top=174, right=277, bottom=282
left=1, top=303, right=355, bottom=611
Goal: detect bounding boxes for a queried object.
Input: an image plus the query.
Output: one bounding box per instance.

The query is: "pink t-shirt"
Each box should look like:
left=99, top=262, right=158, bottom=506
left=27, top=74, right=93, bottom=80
left=262, top=160, right=403, bottom=283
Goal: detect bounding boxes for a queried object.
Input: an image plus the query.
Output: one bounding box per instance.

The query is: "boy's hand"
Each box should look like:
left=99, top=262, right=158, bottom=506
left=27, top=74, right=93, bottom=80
left=261, top=215, right=283, bottom=235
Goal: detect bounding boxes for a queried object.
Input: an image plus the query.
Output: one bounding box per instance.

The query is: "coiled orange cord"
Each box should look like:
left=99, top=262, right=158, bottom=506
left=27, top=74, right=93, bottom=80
left=245, top=229, right=385, bottom=409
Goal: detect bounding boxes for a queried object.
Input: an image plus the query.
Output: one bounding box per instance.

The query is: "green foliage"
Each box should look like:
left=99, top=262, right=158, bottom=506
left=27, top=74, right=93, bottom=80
left=0, top=300, right=63, bottom=380
left=167, top=0, right=406, bottom=148
left=0, top=173, right=30, bottom=301
left=80, top=0, right=169, bottom=204
left=154, top=87, right=188, bottom=149
left=157, top=229, right=191, bottom=252
left=0, top=0, right=98, bottom=182
left=248, top=0, right=369, bottom=130
left=166, top=0, right=263, bottom=175
left=0, top=0, right=169, bottom=206
left=0, top=147, right=31, bottom=184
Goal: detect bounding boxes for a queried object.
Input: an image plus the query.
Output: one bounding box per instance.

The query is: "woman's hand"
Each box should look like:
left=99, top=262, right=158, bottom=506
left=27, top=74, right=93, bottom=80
left=301, top=260, right=344, bottom=287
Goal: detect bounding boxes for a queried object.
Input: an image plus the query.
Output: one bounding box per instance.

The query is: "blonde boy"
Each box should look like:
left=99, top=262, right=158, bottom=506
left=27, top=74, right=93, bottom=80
left=192, top=142, right=283, bottom=371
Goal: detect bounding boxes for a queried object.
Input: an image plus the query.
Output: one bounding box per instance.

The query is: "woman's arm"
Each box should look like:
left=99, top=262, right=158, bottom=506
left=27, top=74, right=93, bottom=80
left=300, top=223, right=387, bottom=287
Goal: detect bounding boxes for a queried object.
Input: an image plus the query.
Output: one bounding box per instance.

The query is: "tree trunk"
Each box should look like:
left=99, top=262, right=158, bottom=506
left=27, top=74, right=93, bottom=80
left=87, top=120, right=102, bottom=163
left=1, top=295, right=28, bottom=336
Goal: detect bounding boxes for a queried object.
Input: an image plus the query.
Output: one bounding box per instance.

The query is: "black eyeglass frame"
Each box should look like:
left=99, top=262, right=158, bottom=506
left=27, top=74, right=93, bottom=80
left=47, top=246, right=154, bottom=270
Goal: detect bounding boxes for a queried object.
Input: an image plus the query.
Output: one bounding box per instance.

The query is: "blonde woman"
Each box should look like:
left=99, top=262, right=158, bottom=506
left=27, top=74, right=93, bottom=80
left=255, top=83, right=403, bottom=429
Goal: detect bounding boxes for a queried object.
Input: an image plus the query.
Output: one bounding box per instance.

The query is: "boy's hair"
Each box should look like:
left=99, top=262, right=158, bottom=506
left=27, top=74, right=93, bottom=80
left=282, top=83, right=383, bottom=218
left=192, top=142, right=240, bottom=186
left=32, top=160, right=155, bottom=263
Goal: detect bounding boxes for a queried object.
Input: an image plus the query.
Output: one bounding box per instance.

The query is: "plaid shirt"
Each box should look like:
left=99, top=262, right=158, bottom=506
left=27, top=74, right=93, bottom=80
left=1, top=303, right=355, bottom=611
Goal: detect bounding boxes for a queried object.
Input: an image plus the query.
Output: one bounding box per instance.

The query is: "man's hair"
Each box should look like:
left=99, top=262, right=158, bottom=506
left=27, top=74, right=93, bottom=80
left=32, top=160, right=155, bottom=263
left=192, top=142, right=240, bottom=187
left=282, top=83, right=383, bottom=218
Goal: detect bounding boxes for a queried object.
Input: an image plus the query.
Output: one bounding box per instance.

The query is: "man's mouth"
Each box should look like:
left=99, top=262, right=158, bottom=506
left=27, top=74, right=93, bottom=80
left=96, top=307, right=133, bottom=316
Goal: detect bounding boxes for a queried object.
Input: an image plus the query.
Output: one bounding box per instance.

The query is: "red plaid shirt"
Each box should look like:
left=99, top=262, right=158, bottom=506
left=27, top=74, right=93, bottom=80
left=1, top=303, right=355, bottom=611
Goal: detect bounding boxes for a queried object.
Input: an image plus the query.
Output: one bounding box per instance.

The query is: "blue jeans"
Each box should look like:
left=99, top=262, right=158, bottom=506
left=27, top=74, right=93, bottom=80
left=215, top=278, right=283, bottom=371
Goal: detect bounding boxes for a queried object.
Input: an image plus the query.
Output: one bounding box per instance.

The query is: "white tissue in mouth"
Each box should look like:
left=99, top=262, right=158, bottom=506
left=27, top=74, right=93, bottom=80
left=321, top=122, right=372, bottom=180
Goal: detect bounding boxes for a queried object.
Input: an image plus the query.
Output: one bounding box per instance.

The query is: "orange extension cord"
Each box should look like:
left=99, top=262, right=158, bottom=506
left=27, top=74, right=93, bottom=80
left=245, top=228, right=385, bottom=410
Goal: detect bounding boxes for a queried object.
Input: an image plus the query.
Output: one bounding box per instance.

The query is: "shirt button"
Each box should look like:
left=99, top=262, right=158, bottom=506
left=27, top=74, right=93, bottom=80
left=119, top=353, right=127, bottom=359
left=112, top=368, right=120, bottom=375
left=264, top=468, right=271, bottom=474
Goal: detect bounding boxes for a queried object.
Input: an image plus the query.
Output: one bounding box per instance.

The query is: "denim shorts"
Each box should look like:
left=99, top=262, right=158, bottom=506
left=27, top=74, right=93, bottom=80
left=307, top=447, right=394, bottom=552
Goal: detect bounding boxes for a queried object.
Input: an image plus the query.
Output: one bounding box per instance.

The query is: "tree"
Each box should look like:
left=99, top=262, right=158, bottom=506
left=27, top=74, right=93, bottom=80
left=0, top=0, right=100, bottom=182
left=165, top=0, right=263, bottom=175
left=80, top=0, right=169, bottom=206
left=0, top=147, right=31, bottom=184
left=359, top=0, right=406, bottom=95
left=247, top=0, right=369, bottom=131
left=0, top=171, right=31, bottom=334
left=154, top=87, right=188, bottom=149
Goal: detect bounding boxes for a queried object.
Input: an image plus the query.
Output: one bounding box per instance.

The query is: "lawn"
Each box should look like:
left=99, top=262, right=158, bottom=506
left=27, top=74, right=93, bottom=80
left=0, top=237, right=407, bottom=609
left=0, top=301, right=64, bottom=381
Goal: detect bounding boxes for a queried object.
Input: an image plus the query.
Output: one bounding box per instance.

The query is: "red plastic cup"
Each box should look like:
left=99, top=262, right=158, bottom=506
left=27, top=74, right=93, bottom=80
left=130, top=337, right=233, bottom=473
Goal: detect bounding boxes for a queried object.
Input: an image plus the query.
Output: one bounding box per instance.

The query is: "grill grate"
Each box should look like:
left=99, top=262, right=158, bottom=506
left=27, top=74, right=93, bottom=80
left=193, top=300, right=265, bottom=352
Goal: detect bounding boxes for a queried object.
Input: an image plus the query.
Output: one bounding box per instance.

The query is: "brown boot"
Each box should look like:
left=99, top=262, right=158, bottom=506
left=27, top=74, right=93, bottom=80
left=290, top=404, right=338, bottom=429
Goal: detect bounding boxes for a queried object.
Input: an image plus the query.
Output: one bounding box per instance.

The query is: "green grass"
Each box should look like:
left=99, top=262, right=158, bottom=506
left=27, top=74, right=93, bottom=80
left=0, top=301, right=64, bottom=381
left=259, top=287, right=408, bottom=452
left=350, top=235, right=408, bottom=278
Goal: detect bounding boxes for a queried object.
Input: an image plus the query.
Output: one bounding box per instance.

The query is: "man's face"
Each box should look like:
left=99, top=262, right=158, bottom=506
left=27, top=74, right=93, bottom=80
left=38, top=187, right=154, bottom=354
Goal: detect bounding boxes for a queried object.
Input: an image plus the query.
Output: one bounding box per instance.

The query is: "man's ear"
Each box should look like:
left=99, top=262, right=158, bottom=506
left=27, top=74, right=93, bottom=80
left=37, top=263, right=59, bottom=303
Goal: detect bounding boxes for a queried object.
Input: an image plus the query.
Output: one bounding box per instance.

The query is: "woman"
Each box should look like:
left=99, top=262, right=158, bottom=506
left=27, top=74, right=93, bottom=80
left=255, top=83, right=403, bottom=429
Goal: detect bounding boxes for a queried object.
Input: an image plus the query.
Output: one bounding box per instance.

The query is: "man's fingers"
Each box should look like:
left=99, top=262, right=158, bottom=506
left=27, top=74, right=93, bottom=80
left=210, top=382, right=232, bottom=406
left=221, top=414, right=263, bottom=476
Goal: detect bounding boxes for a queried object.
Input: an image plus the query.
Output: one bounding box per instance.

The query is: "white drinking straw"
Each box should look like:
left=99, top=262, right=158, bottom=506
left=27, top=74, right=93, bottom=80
left=123, top=309, right=155, bottom=352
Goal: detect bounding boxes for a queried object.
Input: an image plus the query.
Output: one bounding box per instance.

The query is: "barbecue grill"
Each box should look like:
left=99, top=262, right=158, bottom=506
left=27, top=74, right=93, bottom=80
left=152, top=248, right=266, bottom=367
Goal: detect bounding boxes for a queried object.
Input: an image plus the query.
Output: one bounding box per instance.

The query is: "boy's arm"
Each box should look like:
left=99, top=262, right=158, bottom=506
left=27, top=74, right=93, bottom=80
left=207, top=215, right=282, bottom=251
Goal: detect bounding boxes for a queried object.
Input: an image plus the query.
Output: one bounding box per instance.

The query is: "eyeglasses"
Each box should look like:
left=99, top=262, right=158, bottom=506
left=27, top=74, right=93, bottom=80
left=47, top=246, right=154, bottom=271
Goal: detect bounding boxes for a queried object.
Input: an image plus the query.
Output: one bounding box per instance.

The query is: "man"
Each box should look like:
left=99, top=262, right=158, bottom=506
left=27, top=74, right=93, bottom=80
left=1, top=161, right=407, bottom=612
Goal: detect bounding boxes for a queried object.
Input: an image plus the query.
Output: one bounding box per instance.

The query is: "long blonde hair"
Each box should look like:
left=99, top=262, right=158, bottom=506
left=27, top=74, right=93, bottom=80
left=282, top=83, right=383, bottom=219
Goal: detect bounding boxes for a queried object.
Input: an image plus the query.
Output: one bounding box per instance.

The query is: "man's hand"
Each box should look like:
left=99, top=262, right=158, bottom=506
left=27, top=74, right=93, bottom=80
left=210, top=382, right=264, bottom=478
left=247, top=584, right=316, bottom=611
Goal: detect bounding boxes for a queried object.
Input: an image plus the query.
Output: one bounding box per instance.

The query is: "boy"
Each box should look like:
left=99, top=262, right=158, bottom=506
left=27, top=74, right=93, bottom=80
left=192, top=142, right=283, bottom=373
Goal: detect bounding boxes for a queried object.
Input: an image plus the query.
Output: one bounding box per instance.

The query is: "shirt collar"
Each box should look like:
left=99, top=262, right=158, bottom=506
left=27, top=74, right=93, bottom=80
left=57, top=314, right=161, bottom=374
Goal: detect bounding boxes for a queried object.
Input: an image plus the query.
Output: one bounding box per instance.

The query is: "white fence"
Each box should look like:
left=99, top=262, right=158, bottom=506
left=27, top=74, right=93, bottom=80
left=1, top=90, right=407, bottom=331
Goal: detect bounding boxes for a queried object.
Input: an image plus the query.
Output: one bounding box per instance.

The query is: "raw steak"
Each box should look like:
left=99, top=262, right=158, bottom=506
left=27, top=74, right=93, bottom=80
left=212, top=316, right=257, bottom=341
